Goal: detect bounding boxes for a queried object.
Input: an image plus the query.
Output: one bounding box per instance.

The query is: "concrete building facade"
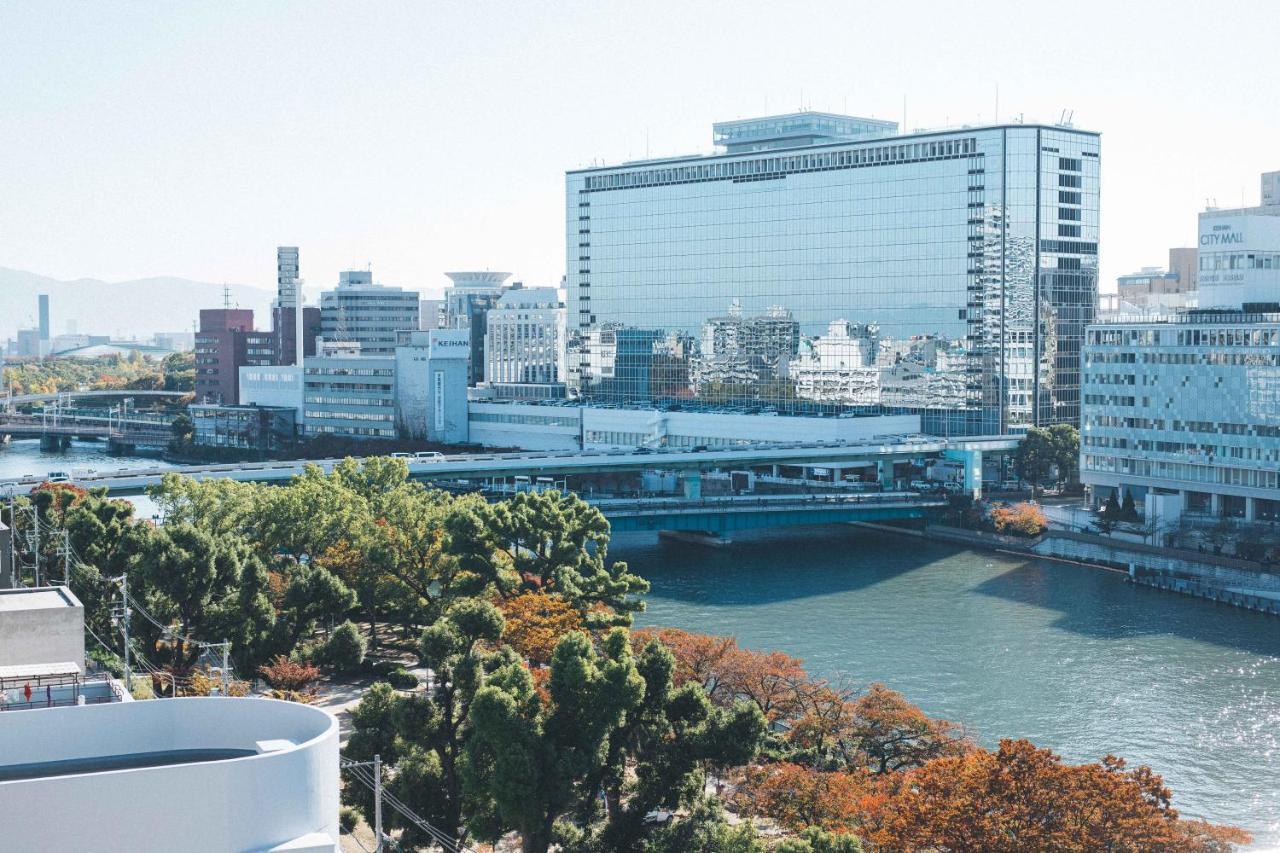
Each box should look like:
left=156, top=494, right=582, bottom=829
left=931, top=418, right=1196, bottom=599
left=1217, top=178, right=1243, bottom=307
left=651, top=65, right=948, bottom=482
left=319, top=270, right=420, bottom=356
left=1081, top=310, right=1280, bottom=522
left=394, top=329, right=471, bottom=443
left=483, top=286, right=567, bottom=399
left=302, top=342, right=397, bottom=439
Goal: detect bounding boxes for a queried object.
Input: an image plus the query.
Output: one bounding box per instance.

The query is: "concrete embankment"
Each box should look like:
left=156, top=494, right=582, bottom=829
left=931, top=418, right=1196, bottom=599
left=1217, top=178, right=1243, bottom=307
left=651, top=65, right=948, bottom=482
left=853, top=521, right=1280, bottom=617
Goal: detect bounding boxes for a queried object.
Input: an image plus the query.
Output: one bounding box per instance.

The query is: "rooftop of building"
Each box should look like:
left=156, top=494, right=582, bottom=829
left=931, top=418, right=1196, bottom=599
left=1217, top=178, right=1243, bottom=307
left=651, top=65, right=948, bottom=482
left=0, top=585, right=81, bottom=613
left=1090, top=306, right=1280, bottom=328
left=445, top=271, right=513, bottom=289
left=569, top=110, right=1099, bottom=174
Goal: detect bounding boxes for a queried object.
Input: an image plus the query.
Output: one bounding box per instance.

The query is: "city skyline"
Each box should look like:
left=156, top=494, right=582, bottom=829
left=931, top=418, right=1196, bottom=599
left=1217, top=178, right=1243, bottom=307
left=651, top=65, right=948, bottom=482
left=3, top=1, right=1278, bottom=298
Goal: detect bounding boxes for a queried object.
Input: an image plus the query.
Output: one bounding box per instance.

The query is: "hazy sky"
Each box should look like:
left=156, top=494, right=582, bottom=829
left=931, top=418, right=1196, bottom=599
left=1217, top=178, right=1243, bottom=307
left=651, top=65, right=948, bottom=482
left=3, top=1, right=1277, bottom=298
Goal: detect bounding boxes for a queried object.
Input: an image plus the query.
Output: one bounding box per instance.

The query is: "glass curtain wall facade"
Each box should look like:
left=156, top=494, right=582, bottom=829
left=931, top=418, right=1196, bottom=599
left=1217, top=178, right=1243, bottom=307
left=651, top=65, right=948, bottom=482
left=565, top=120, right=1099, bottom=434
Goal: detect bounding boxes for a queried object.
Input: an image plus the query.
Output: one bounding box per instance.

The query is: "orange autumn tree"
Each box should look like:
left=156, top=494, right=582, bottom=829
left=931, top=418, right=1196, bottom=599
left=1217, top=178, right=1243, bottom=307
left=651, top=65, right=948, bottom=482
left=860, top=738, right=1251, bottom=853
left=498, top=591, right=582, bottom=664
left=990, top=501, right=1048, bottom=537
left=732, top=762, right=868, bottom=833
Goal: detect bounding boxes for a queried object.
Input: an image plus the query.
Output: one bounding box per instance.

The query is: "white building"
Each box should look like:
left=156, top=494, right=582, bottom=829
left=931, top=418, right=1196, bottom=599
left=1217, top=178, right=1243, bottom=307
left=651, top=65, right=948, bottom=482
left=0, top=697, right=340, bottom=852
left=319, top=270, right=420, bottom=356
left=394, top=329, right=471, bottom=443
left=1197, top=207, right=1280, bottom=310
left=303, top=341, right=397, bottom=439
left=483, top=286, right=567, bottom=398
left=1081, top=310, right=1280, bottom=522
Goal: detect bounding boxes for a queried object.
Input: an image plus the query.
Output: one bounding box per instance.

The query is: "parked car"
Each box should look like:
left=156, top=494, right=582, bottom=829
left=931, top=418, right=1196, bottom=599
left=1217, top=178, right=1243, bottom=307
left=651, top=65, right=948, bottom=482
left=690, top=444, right=710, bottom=452
left=942, top=481, right=964, bottom=494
left=909, top=479, right=934, bottom=491
left=413, top=451, right=444, bottom=461
left=46, top=470, right=72, bottom=483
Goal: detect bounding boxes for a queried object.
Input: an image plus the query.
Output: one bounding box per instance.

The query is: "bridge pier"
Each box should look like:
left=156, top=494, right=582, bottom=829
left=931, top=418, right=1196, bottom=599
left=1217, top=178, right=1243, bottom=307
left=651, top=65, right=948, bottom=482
left=682, top=471, right=702, bottom=500
left=40, top=434, right=70, bottom=451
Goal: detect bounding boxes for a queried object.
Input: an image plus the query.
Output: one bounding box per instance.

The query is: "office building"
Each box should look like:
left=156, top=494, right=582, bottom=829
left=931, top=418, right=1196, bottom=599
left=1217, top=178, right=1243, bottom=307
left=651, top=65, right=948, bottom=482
left=271, top=246, right=321, bottom=366
left=14, top=328, right=42, bottom=358
left=394, top=329, right=471, bottom=443
left=443, top=271, right=512, bottom=384
left=190, top=403, right=299, bottom=453
left=483, top=285, right=568, bottom=398
left=1081, top=309, right=1280, bottom=522
left=194, top=309, right=271, bottom=405
left=0, top=697, right=339, bottom=852
left=566, top=111, right=1100, bottom=434
left=302, top=341, right=397, bottom=439
left=319, top=270, right=420, bottom=356
left=1197, top=172, right=1280, bottom=310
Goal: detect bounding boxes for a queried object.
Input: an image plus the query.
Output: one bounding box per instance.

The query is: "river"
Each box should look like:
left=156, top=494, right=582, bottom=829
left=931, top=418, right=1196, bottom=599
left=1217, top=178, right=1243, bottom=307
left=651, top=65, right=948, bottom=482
left=622, top=526, right=1280, bottom=848
left=0, top=438, right=175, bottom=516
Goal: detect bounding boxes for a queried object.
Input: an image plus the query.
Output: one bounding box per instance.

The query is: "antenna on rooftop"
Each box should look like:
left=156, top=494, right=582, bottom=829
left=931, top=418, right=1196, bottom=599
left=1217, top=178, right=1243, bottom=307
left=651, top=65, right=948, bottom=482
left=222, top=284, right=231, bottom=309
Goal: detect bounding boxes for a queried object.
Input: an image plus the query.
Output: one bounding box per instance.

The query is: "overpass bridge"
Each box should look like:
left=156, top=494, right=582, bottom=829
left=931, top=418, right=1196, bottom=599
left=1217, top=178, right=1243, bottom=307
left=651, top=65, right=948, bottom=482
left=0, top=413, right=172, bottom=452
left=592, top=492, right=943, bottom=535
left=0, top=435, right=1017, bottom=498
left=1, top=390, right=189, bottom=408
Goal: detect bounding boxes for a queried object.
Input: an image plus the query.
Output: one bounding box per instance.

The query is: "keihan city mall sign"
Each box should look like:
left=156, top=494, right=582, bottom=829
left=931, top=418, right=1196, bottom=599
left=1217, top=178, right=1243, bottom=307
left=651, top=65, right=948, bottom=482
left=1201, top=225, right=1245, bottom=246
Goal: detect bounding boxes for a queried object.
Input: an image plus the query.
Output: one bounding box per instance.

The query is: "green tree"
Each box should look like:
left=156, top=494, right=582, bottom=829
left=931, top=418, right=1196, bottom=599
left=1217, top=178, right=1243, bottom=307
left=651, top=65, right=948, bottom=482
left=170, top=412, right=194, bottom=446
left=276, top=562, right=356, bottom=650
left=640, top=796, right=764, bottom=853
left=775, top=827, right=864, bottom=853
left=449, top=490, right=649, bottom=628
left=1121, top=489, right=1139, bottom=522
left=464, top=629, right=646, bottom=853
left=1014, top=427, right=1056, bottom=496
left=583, top=638, right=766, bottom=851
left=1047, top=423, right=1080, bottom=489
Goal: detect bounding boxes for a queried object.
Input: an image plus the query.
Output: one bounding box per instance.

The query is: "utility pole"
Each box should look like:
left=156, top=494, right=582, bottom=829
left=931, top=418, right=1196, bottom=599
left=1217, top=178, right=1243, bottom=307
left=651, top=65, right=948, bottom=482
left=115, top=574, right=132, bottom=690
left=31, top=504, right=40, bottom=587
left=373, top=753, right=383, bottom=853
left=57, top=529, right=70, bottom=585
left=220, top=641, right=229, bottom=697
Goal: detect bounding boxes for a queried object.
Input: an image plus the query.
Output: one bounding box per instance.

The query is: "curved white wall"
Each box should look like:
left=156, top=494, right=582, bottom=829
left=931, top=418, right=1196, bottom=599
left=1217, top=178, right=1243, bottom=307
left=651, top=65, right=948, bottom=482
left=0, top=697, right=339, bottom=852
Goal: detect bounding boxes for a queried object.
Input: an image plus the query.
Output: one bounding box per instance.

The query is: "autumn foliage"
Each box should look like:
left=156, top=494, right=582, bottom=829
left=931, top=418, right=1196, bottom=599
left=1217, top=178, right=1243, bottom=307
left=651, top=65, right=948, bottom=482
left=498, top=591, right=582, bottom=664
left=636, top=627, right=1249, bottom=851
left=860, top=738, right=1252, bottom=852
left=990, top=501, right=1048, bottom=537
left=257, top=654, right=321, bottom=691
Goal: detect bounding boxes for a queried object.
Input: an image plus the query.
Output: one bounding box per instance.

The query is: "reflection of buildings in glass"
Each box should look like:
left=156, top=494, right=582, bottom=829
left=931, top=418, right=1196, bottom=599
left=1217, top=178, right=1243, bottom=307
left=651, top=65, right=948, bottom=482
left=566, top=112, right=1099, bottom=434
left=878, top=336, right=970, bottom=409
left=692, top=301, right=800, bottom=396
left=792, top=320, right=880, bottom=404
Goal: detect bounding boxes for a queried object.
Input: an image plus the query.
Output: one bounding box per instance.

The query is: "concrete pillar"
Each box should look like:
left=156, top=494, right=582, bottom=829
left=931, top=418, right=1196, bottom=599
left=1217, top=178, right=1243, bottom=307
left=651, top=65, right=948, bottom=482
left=944, top=448, right=983, bottom=500
left=878, top=459, right=895, bottom=490
left=830, top=466, right=843, bottom=483
left=1211, top=492, right=1223, bottom=517
left=683, top=471, right=702, bottom=500
left=1245, top=497, right=1257, bottom=522
left=771, top=464, right=779, bottom=478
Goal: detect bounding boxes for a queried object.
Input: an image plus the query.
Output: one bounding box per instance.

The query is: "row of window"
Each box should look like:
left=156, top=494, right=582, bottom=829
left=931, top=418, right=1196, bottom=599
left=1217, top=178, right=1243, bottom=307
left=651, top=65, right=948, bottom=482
left=582, top=138, right=981, bottom=192
left=1082, top=455, right=1280, bottom=491
left=1199, top=252, right=1280, bottom=271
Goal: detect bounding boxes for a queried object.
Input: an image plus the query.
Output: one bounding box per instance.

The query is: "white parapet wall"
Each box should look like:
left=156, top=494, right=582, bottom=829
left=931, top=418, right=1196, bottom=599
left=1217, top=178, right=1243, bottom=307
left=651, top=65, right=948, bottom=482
left=0, top=697, right=339, bottom=852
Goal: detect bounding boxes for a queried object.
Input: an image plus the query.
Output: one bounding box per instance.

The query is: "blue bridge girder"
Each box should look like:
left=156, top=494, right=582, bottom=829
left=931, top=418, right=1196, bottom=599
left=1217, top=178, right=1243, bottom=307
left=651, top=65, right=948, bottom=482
left=594, top=493, right=943, bottom=533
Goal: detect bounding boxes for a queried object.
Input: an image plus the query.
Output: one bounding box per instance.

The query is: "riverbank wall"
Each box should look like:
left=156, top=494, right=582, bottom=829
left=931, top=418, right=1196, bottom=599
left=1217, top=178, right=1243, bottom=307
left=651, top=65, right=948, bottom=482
left=853, top=521, right=1280, bottom=616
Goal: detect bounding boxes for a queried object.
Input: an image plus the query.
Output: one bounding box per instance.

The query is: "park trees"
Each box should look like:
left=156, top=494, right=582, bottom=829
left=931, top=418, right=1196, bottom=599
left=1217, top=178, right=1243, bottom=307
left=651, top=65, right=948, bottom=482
left=448, top=490, right=649, bottom=627
left=463, top=629, right=645, bottom=853
left=990, top=501, right=1048, bottom=537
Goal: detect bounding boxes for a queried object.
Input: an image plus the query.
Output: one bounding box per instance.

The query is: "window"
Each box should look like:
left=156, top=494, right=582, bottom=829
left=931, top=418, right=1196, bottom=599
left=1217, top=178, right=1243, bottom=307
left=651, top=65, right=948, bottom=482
left=1059, top=174, right=1082, bottom=188
left=1059, top=190, right=1081, bottom=205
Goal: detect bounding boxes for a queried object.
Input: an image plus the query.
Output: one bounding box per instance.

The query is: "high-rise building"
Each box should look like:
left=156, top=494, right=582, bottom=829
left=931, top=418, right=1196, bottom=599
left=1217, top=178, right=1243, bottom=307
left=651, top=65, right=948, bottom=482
left=319, top=270, right=420, bottom=356
left=270, top=246, right=319, bottom=365
left=566, top=111, right=1100, bottom=434
left=483, top=286, right=567, bottom=398
left=37, top=294, right=50, bottom=344
left=443, top=271, right=512, bottom=384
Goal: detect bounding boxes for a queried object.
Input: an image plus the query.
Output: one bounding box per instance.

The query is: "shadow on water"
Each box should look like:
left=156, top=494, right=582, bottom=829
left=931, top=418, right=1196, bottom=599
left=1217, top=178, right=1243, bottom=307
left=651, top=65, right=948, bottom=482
left=971, top=558, right=1280, bottom=658
left=618, top=524, right=961, bottom=606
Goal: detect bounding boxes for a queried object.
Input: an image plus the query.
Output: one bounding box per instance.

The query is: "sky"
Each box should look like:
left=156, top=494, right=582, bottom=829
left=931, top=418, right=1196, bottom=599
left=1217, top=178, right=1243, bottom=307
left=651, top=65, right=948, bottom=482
left=2, top=0, right=1278, bottom=299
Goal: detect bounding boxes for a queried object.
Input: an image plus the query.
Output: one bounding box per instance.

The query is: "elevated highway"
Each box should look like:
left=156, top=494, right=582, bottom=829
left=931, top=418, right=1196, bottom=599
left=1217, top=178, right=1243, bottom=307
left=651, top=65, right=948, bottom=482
left=0, top=434, right=1017, bottom=497
left=593, top=492, right=943, bottom=534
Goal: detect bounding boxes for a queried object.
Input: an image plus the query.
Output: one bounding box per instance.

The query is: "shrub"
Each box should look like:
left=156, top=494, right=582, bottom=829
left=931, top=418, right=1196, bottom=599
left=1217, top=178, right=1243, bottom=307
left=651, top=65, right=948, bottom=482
left=258, top=655, right=321, bottom=691
left=990, top=502, right=1047, bottom=538
left=339, top=807, right=359, bottom=833
left=385, top=667, right=419, bottom=690
left=322, top=620, right=366, bottom=673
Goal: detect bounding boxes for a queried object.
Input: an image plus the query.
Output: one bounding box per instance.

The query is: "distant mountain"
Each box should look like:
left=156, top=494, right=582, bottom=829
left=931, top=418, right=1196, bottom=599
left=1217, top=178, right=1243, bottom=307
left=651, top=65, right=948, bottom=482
left=0, top=268, right=275, bottom=340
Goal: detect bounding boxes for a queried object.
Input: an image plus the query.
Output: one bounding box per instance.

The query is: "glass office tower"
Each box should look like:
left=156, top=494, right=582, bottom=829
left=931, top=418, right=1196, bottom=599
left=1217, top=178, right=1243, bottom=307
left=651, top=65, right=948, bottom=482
left=565, top=113, right=1099, bottom=434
